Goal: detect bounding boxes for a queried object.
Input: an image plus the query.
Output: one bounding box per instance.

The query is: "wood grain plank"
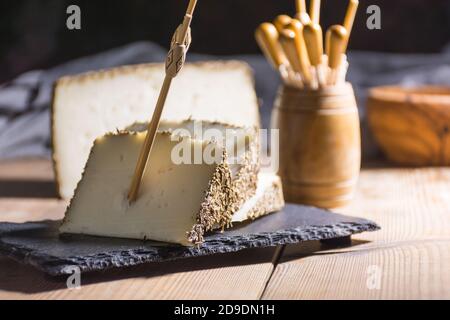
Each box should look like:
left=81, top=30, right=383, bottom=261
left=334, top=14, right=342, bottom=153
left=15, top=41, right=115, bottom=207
left=0, top=158, right=65, bottom=222
left=263, top=240, right=450, bottom=300
left=0, top=247, right=277, bottom=300
left=264, top=166, right=450, bottom=300
left=0, top=199, right=66, bottom=222
left=3, top=159, right=450, bottom=299
left=0, top=158, right=278, bottom=300
left=0, top=158, right=54, bottom=181
left=340, top=167, right=450, bottom=242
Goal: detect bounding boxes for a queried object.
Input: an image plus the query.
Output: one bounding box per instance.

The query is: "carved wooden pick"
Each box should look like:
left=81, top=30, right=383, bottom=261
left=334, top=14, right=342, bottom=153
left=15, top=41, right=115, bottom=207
left=128, top=0, right=198, bottom=203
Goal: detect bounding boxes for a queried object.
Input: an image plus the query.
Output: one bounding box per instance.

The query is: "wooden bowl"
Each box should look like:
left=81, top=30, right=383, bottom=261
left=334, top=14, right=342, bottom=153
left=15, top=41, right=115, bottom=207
left=367, top=86, right=450, bottom=166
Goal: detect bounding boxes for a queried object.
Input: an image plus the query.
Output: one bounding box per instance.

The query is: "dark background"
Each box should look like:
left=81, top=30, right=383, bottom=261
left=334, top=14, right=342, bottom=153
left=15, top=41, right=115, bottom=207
left=1, top=0, right=450, bottom=83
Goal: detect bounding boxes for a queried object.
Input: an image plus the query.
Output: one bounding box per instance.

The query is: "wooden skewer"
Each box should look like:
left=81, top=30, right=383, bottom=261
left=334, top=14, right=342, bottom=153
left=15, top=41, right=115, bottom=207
left=279, top=29, right=299, bottom=72
left=187, top=0, right=197, bottom=13
left=343, top=0, right=359, bottom=50
left=309, top=0, right=321, bottom=24
left=295, top=13, right=311, bottom=26
left=171, top=25, right=191, bottom=49
left=255, top=22, right=289, bottom=81
left=127, top=0, right=198, bottom=203
left=325, top=25, right=348, bottom=85
left=303, top=22, right=324, bottom=87
left=295, top=0, right=311, bottom=25
left=295, top=0, right=307, bottom=13
left=273, top=15, right=298, bottom=84
left=279, top=29, right=303, bottom=87
left=286, top=19, right=313, bottom=87
left=344, top=0, right=359, bottom=37
left=273, top=15, right=292, bottom=33
left=326, top=25, right=348, bottom=69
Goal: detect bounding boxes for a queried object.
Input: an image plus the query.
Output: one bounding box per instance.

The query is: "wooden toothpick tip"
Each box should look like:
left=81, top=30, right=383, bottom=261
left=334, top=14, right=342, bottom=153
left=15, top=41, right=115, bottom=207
left=127, top=0, right=199, bottom=204
left=273, top=15, right=292, bottom=33
left=326, top=25, right=348, bottom=70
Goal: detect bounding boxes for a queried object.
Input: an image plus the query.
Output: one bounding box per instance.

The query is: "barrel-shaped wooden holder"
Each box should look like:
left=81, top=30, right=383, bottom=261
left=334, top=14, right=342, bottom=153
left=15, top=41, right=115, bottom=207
left=271, top=83, right=361, bottom=208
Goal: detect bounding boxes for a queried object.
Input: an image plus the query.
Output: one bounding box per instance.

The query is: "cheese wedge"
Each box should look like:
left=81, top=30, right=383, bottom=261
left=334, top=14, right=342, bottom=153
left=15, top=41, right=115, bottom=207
left=60, top=124, right=283, bottom=245
left=52, top=61, right=260, bottom=199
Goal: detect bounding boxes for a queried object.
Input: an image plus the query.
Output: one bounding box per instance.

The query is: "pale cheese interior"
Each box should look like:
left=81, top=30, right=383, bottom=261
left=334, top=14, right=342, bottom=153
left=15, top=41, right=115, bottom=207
left=53, top=61, right=260, bottom=199
left=60, top=129, right=282, bottom=245
left=139, top=120, right=257, bottom=177
left=60, top=132, right=217, bottom=245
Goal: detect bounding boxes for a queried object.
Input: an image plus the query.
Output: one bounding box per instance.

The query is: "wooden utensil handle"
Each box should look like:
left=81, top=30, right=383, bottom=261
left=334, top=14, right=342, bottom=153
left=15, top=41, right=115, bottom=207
left=255, top=23, right=288, bottom=69
left=344, top=0, right=358, bottom=34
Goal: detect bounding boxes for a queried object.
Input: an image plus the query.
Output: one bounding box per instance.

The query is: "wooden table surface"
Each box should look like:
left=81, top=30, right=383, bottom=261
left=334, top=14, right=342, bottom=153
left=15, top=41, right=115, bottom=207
left=0, top=158, right=449, bottom=300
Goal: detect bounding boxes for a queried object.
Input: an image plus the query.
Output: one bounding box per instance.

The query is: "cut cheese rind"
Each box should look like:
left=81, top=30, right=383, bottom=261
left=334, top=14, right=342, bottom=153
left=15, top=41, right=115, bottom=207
left=60, top=127, right=282, bottom=245
left=52, top=61, right=260, bottom=199
left=232, top=173, right=284, bottom=223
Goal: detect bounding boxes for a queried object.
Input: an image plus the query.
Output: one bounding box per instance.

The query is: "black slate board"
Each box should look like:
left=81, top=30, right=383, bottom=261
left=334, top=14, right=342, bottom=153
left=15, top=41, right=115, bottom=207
left=0, top=204, right=379, bottom=276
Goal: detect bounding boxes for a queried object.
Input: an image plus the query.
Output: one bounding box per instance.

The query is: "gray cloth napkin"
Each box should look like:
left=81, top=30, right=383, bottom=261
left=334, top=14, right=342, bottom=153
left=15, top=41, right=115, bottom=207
left=1, top=41, right=450, bottom=159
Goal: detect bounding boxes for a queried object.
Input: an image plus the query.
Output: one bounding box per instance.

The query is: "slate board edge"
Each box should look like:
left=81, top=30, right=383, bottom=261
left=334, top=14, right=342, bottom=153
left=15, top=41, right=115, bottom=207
left=0, top=221, right=380, bottom=276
